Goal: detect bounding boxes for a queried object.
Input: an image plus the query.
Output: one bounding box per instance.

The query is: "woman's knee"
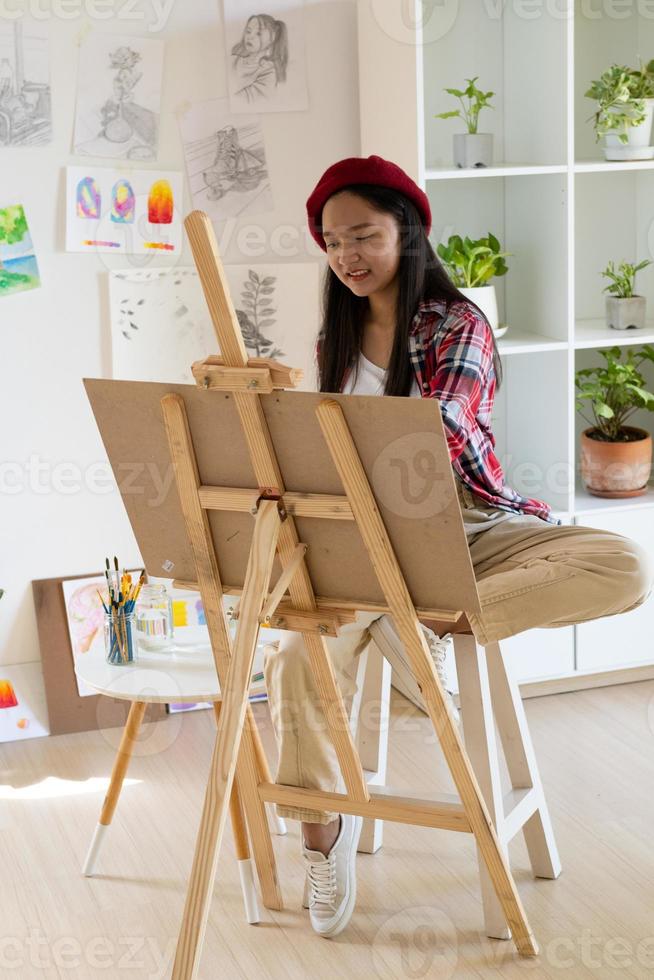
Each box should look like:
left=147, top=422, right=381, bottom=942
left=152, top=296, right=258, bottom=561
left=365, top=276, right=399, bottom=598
left=262, top=633, right=312, bottom=692
left=620, top=536, right=654, bottom=610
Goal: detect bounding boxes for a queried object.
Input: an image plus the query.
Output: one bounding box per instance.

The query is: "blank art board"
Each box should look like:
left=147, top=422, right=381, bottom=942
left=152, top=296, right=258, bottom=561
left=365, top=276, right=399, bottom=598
left=84, top=380, right=480, bottom=616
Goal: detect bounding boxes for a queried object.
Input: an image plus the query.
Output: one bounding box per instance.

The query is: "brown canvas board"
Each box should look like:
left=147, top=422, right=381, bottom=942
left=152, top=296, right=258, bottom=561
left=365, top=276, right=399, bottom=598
left=83, top=379, right=481, bottom=616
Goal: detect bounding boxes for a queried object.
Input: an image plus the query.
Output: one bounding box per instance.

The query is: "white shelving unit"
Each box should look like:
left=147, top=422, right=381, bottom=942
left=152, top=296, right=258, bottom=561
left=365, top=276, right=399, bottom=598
left=357, top=0, right=654, bottom=692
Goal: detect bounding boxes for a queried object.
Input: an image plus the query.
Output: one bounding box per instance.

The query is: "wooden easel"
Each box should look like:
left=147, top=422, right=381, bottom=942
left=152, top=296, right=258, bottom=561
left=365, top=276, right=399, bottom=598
left=152, top=210, right=541, bottom=977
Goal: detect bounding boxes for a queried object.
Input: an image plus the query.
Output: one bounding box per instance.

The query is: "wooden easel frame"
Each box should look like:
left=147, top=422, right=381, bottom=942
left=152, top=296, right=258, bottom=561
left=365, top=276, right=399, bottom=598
left=162, top=211, right=539, bottom=978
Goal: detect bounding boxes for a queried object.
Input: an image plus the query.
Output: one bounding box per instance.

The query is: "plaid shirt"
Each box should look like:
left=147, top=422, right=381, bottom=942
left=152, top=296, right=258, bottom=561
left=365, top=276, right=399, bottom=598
left=330, top=298, right=561, bottom=526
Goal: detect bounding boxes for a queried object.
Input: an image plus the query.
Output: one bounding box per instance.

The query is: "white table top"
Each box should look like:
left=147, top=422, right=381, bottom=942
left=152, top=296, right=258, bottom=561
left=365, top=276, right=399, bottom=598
left=75, top=628, right=222, bottom=703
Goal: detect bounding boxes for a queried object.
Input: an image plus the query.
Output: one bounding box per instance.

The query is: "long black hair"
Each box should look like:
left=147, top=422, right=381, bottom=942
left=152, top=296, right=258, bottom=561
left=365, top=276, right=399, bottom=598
left=316, top=184, right=503, bottom=396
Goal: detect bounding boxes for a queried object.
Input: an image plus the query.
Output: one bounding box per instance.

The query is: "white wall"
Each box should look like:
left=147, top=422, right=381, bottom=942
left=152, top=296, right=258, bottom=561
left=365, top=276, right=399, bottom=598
left=0, top=0, right=360, bottom=666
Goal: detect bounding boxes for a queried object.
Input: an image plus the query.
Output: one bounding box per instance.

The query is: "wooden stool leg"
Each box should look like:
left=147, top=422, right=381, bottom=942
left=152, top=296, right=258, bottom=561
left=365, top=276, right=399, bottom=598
left=485, top=641, right=561, bottom=881
left=82, top=700, right=147, bottom=877
left=356, top=645, right=392, bottom=854
left=213, top=702, right=260, bottom=924
left=454, top=634, right=511, bottom=940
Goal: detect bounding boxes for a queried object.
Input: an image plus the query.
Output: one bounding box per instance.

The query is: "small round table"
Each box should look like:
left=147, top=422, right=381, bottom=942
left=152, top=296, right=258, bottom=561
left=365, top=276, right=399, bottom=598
left=75, top=631, right=282, bottom=924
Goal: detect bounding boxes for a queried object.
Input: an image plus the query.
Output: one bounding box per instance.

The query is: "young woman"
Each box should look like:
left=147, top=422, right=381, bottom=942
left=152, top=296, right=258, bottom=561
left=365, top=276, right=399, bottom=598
left=263, top=155, right=653, bottom=940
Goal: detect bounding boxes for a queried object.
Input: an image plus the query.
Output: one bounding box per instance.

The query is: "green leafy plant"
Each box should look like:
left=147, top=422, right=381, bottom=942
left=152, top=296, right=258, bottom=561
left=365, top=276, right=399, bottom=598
left=436, top=233, right=510, bottom=287
left=435, top=76, right=495, bottom=134
left=585, top=60, right=654, bottom=142
left=601, top=259, right=652, bottom=298
left=576, top=344, right=654, bottom=441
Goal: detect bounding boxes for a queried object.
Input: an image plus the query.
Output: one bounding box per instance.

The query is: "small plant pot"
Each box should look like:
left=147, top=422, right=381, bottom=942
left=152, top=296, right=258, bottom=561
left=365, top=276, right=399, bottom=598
left=602, top=99, right=654, bottom=160
left=453, top=133, right=493, bottom=169
left=457, top=284, right=499, bottom=332
left=580, top=426, right=652, bottom=497
left=605, top=295, right=646, bottom=330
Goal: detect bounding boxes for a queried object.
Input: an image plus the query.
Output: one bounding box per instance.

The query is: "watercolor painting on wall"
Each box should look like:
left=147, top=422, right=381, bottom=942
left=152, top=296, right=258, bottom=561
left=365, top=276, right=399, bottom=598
left=0, top=19, right=52, bottom=146
left=65, top=165, right=183, bottom=254
left=177, top=97, right=273, bottom=224
left=223, top=0, right=309, bottom=113
left=0, top=663, right=49, bottom=743
left=0, top=204, right=41, bottom=298
left=110, top=263, right=320, bottom=389
left=73, top=32, right=164, bottom=161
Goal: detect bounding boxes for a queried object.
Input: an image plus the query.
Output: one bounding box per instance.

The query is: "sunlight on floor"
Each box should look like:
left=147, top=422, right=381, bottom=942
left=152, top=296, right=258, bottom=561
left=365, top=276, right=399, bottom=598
left=0, top=776, right=142, bottom=800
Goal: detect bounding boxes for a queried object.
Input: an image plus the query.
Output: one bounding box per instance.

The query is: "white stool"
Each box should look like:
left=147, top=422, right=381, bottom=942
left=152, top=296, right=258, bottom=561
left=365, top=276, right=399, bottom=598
left=75, top=638, right=287, bottom=925
left=354, top=630, right=562, bottom=939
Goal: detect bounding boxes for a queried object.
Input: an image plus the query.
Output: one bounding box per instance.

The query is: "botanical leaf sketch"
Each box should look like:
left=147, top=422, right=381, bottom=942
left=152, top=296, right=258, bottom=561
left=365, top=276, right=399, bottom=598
left=0, top=20, right=51, bottom=146
left=224, top=0, right=309, bottom=114
left=224, top=263, right=320, bottom=389
left=178, top=98, right=273, bottom=223
left=236, top=269, right=284, bottom=358
left=73, top=33, right=164, bottom=160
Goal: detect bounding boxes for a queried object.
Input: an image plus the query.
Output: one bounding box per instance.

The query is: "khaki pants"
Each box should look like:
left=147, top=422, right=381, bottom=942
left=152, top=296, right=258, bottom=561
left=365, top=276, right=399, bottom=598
left=263, top=479, right=654, bottom=823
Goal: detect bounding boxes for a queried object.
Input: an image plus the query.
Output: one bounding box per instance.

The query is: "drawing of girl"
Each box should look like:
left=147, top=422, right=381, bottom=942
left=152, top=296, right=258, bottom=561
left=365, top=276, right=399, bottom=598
left=231, top=14, right=289, bottom=104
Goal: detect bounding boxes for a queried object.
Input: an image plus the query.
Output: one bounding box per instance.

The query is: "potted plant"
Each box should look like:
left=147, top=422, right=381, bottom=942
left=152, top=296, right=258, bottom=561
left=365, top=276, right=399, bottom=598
left=436, top=232, right=510, bottom=332
left=435, top=76, right=495, bottom=168
left=585, top=61, right=654, bottom=161
left=576, top=344, right=654, bottom=497
left=601, top=258, right=652, bottom=330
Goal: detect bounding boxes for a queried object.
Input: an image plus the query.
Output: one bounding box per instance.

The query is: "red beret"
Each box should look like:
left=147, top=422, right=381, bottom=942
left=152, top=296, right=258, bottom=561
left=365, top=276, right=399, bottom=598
left=306, top=154, right=432, bottom=251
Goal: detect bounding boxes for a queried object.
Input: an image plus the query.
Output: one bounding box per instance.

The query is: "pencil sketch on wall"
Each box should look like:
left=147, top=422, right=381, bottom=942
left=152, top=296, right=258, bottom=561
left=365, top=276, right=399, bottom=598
left=223, top=0, right=309, bottom=113
left=178, top=98, right=274, bottom=224
left=73, top=33, right=164, bottom=160
left=0, top=20, right=51, bottom=146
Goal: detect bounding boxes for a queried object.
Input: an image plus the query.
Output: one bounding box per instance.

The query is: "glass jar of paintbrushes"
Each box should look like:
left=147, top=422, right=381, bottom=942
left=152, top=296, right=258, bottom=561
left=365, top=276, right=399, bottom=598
left=98, top=557, right=145, bottom=666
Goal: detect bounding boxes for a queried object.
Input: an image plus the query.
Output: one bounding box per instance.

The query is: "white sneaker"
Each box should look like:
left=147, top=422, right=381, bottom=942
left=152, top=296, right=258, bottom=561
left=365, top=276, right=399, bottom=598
left=368, top=616, right=460, bottom=724
left=301, top=813, right=362, bottom=938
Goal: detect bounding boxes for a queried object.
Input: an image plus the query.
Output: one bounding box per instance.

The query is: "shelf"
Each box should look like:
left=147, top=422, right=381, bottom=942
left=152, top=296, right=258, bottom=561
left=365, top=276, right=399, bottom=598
left=425, top=164, right=567, bottom=181
left=574, top=481, right=654, bottom=516
left=496, top=328, right=568, bottom=355
left=574, top=320, right=654, bottom=349
left=575, top=160, right=654, bottom=175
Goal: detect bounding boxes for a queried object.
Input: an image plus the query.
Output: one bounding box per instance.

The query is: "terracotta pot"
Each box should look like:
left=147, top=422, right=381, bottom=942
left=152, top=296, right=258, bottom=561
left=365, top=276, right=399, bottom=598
left=580, top=426, right=652, bottom=497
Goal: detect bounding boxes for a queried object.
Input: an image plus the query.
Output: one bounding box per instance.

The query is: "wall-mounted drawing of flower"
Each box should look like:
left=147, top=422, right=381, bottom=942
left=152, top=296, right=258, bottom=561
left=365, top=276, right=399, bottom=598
left=235, top=269, right=284, bottom=359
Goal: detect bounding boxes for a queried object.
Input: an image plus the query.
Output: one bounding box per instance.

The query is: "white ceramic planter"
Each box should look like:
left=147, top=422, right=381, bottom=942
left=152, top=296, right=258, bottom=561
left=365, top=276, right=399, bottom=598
left=602, top=99, right=654, bottom=160
left=458, top=284, right=499, bottom=331
left=605, top=295, right=646, bottom=329
left=453, top=133, right=493, bottom=168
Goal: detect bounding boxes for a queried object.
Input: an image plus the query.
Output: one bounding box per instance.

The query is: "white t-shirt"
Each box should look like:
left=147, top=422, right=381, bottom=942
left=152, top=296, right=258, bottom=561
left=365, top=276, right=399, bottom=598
left=342, top=351, right=422, bottom=397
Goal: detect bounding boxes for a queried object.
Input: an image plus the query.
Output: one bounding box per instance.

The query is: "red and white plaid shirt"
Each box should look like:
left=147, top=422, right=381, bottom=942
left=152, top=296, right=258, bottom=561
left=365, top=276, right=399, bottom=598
left=327, top=298, right=560, bottom=526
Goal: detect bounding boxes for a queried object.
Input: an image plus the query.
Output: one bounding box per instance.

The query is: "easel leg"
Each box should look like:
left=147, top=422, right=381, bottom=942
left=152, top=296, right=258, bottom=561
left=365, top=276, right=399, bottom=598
left=485, top=641, right=561, bottom=881
left=316, top=399, right=538, bottom=957
left=212, top=702, right=260, bottom=924
left=83, top=700, right=147, bottom=877
left=454, top=634, right=511, bottom=940
left=172, top=500, right=281, bottom=980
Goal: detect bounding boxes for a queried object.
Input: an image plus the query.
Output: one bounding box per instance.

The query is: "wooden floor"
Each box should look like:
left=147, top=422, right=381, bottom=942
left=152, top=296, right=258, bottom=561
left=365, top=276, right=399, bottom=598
left=1, top=680, right=654, bottom=979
